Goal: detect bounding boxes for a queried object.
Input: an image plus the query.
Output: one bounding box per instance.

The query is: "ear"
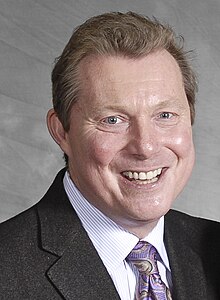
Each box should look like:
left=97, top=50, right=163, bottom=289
left=47, top=109, right=69, bottom=153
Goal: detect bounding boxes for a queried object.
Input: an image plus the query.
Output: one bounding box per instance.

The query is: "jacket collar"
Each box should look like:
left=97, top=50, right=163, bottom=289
left=37, top=169, right=120, bottom=300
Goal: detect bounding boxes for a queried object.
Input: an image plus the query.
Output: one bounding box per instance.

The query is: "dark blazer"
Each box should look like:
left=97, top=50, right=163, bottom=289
left=0, top=169, right=220, bottom=299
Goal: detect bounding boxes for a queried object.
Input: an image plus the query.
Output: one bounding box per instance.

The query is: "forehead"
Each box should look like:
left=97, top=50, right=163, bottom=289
left=77, top=51, right=186, bottom=108
left=79, top=50, right=183, bottom=83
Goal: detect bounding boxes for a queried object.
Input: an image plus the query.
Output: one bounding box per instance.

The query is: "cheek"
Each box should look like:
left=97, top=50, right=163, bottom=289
left=168, top=128, right=195, bottom=191
left=178, top=130, right=194, bottom=159
left=173, top=128, right=195, bottom=192
left=166, top=127, right=194, bottom=158
left=87, top=133, right=125, bottom=166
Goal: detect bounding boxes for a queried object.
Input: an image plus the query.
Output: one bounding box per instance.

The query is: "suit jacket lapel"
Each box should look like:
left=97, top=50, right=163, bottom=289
left=164, top=210, right=208, bottom=300
left=37, top=169, right=120, bottom=300
left=46, top=228, right=120, bottom=300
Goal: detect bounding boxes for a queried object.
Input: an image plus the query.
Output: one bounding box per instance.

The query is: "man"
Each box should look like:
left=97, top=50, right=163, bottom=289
left=0, top=11, right=220, bottom=300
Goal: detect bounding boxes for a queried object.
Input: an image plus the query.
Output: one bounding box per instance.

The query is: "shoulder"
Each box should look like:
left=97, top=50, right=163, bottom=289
left=165, top=210, right=220, bottom=298
left=166, top=209, right=220, bottom=230
left=165, top=209, right=220, bottom=249
left=0, top=168, right=67, bottom=248
left=0, top=203, right=39, bottom=255
left=0, top=203, right=41, bottom=293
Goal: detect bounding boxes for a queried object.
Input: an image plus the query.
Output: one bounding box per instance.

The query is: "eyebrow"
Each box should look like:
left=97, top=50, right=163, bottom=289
left=88, top=104, right=128, bottom=116
left=152, top=98, right=188, bottom=111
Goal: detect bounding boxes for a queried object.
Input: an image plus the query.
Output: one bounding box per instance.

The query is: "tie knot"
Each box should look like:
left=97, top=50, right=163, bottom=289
left=127, top=241, right=159, bottom=275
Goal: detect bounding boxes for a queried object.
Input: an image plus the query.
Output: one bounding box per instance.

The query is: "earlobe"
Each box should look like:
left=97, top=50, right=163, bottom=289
left=46, top=109, right=67, bottom=148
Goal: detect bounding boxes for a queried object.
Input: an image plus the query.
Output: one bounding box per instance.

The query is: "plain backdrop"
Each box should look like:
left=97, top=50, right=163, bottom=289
left=0, top=0, right=219, bottom=223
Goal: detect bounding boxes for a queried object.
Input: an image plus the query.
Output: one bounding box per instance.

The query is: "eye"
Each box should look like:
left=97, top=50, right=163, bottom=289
left=159, top=112, right=175, bottom=119
left=102, top=116, right=123, bottom=125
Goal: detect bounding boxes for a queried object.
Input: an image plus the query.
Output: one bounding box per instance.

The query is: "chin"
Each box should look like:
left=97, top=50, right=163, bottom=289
left=124, top=199, right=171, bottom=224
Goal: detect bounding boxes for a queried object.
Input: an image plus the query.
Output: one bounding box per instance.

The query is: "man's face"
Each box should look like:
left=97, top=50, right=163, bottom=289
left=64, top=51, right=195, bottom=234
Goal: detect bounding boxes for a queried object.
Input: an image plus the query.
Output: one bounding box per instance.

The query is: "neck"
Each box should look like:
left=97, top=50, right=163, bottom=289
left=113, top=217, right=160, bottom=239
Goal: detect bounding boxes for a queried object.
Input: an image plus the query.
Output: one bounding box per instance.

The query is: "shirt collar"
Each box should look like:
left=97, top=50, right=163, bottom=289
left=63, top=171, right=170, bottom=273
left=142, top=218, right=170, bottom=271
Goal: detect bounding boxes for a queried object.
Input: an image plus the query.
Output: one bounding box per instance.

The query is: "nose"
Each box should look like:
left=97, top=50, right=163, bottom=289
left=126, top=119, right=161, bottom=159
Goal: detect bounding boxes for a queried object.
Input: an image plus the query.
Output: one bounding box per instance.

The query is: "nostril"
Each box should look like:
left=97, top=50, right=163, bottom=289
left=126, top=135, right=160, bottom=159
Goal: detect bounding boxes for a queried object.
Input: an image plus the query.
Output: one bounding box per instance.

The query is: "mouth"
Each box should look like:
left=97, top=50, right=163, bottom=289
left=121, top=168, right=163, bottom=185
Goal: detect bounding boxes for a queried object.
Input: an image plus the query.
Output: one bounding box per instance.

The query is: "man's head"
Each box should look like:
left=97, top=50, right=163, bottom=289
left=47, top=12, right=196, bottom=237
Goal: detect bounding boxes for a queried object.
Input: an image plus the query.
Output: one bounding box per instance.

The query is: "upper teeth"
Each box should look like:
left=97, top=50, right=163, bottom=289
left=123, top=168, right=162, bottom=181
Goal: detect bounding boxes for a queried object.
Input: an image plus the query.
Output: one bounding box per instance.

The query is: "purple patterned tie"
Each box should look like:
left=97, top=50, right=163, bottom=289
left=127, top=241, right=172, bottom=300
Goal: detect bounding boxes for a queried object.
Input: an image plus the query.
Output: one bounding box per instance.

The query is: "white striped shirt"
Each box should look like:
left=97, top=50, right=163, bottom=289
left=63, top=171, right=172, bottom=300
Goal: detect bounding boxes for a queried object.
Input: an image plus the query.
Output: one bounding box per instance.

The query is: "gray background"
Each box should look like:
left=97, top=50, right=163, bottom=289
left=0, top=0, right=219, bottom=223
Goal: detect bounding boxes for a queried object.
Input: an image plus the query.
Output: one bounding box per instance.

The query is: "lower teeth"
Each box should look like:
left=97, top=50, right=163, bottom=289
left=126, top=176, right=159, bottom=184
left=136, top=177, right=158, bottom=184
